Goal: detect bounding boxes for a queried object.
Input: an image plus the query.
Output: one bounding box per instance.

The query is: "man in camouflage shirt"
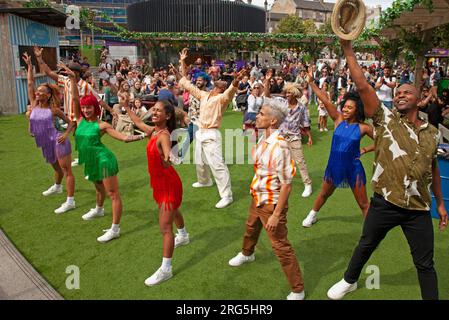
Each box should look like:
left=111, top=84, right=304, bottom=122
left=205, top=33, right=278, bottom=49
left=327, top=39, right=448, bottom=301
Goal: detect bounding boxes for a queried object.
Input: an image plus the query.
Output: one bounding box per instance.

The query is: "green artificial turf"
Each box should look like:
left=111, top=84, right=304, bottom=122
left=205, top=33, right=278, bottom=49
left=0, top=106, right=448, bottom=300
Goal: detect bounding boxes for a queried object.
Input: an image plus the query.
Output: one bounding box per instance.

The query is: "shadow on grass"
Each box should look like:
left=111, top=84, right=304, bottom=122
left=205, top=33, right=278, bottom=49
left=174, top=224, right=244, bottom=275
left=297, top=230, right=359, bottom=297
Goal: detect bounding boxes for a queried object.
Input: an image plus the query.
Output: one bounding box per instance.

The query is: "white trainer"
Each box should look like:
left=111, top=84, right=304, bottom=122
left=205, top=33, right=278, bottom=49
left=97, top=228, right=120, bottom=243
left=301, top=184, right=313, bottom=198
left=71, top=158, right=79, bottom=167
left=192, top=180, right=213, bottom=188
left=215, top=197, right=233, bottom=209
left=54, top=202, right=76, bottom=214
left=327, top=278, right=357, bottom=300
left=302, top=210, right=317, bottom=228
left=324, top=128, right=329, bottom=132
left=82, top=208, right=105, bottom=221
left=228, top=252, right=255, bottom=267
left=42, top=184, right=62, bottom=196
left=144, top=267, right=173, bottom=286
left=174, top=233, right=190, bottom=248
left=287, top=291, right=305, bottom=300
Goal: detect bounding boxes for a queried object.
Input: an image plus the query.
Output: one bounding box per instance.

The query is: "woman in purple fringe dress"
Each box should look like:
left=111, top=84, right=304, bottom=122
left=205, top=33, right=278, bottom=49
left=23, top=53, right=76, bottom=215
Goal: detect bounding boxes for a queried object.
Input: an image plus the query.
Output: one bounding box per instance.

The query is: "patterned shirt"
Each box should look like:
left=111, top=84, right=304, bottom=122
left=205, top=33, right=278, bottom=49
left=188, top=94, right=201, bottom=125
left=58, top=75, right=100, bottom=121
left=371, top=104, right=440, bottom=211
left=250, top=130, right=296, bottom=206
left=278, top=98, right=310, bottom=141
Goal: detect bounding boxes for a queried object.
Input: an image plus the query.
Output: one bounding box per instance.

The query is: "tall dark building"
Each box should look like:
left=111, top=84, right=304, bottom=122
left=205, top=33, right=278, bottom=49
left=127, top=0, right=266, bottom=33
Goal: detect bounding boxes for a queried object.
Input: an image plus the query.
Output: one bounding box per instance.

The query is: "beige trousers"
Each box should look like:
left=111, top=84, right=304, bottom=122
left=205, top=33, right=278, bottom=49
left=195, top=128, right=232, bottom=199
left=287, top=139, right=312, bottom=186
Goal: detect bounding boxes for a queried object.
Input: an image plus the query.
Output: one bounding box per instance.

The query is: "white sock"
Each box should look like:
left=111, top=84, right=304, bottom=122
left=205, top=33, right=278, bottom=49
left=66, top=197, right=74, bottom=205
left=96, top=205, right=103, bottom=212
left=310, top=209, right=318, bottom=215
left=177, top=227, right=187, bottom=237
left=111, top=223, right=120, bottom=232
left=55, top=183, right=62, bottom=189
left=161, top=257, right=172, bottom=271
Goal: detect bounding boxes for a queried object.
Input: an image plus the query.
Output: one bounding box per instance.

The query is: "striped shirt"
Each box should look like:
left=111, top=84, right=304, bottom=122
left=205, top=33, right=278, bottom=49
left=250, top=130, right=296, bottom=206
left=58, top=75, right=101, bottom=121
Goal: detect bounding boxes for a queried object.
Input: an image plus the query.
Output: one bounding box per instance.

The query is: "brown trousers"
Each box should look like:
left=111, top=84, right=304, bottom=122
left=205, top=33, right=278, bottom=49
left=242, top=200, right=305, bottom=293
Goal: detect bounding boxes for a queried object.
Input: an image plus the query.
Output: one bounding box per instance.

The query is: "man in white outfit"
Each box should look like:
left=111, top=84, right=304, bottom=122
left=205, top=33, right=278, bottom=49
left=173, top=49, right=246, bottom=209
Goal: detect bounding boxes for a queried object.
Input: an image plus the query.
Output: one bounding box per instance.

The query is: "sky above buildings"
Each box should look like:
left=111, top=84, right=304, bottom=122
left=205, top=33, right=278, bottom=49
left=250, top=0, right=395, bottom=10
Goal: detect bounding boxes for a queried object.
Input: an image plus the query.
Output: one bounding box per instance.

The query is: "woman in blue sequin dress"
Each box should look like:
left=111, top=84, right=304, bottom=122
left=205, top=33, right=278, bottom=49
left=302, top=70, right=374, bottom=227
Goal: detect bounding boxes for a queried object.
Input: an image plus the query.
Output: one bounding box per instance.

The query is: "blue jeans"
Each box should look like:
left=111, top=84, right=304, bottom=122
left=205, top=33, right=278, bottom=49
left=180, top=122, right=198, bottom=159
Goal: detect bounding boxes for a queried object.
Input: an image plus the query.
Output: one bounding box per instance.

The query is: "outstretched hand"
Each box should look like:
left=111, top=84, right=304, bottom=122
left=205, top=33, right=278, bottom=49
left=118, top=92, right=130, bottom=107
left=33, top=46, right=43, bottom=58
left=265, top=69, right=273, bottom=81
left=234, top=68, right=248, bottom=81
left=179, top=48, right=188, bottom=61
left=57, top=62, right=76, bottom=78
left=306, top=68, right=314, bottom=84
left=22, top=52, right=32, bottom=66
left=169, top=63, right=182, bottom=79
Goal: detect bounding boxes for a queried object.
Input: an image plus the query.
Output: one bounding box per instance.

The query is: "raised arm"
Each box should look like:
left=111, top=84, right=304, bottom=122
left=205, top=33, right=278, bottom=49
left=34, top=46, right=59, bottom=82
left=178, top=48, right=188, bottom=78
left=101, top=121, right=145, bottom=143
left=263, top=69, right=273, bottom=98
left=23, top=52, right=36, bottom=108
left=59, top=62, right=81, bottom=122
left=121, top=93, right=154, bottom=135
left=218, top=69, right=245, bottom=107
left=340, top=39, right=379, bottom=118
left=306, top=69, right=341, bottom=122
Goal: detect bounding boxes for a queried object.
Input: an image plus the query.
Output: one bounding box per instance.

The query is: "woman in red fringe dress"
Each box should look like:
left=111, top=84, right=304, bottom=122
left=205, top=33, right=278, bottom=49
left=121, top=93, right=189, bottom=286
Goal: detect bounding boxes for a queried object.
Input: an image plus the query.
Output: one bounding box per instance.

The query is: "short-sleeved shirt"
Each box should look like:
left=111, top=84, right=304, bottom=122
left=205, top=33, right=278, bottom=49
left=58, top=75, right=101, bottom=121
left=278, top=98, right=310, bottom=141
left=250, top=130, right=296, bottom=206
left=376, top=76, right=396, bottom=102
left=371, top=103, right=440, bottom=211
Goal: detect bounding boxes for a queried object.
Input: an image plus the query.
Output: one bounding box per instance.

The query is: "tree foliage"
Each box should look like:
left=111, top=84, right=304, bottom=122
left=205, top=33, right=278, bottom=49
left=23, top=0, right=52, bottom=8
left=274, top=15, right=316, bottom=34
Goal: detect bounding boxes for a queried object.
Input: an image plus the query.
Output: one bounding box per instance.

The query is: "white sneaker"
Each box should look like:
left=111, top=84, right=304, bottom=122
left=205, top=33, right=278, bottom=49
left=192, top=180, right=213, bottom=188
left=302, top=210, right=317, bottom=228
left=327, top=278, right=357, bottom=300
left=324, top=128, right=329, bottom=132
left=82, top=208, right=105, bottom=220
left=42, top=184, right=62, bottom=196
left=144, top=267, right=173, bottom=286
left=71, top=158, right=79, bottom=167
left=215, top=197, right=233, bottom=209
left=320, top=128, right=324, bottom=132
left=174, top=233, right=190, bottom=248
left=97, top=228, right=120, bottom=243
left=287, top=291, right=305, bottom=300
left=301, top=184, right=313, bottom=198
left=54, top=202, right=76, bottom=214
left=229, top=252, right=255, bottom=267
